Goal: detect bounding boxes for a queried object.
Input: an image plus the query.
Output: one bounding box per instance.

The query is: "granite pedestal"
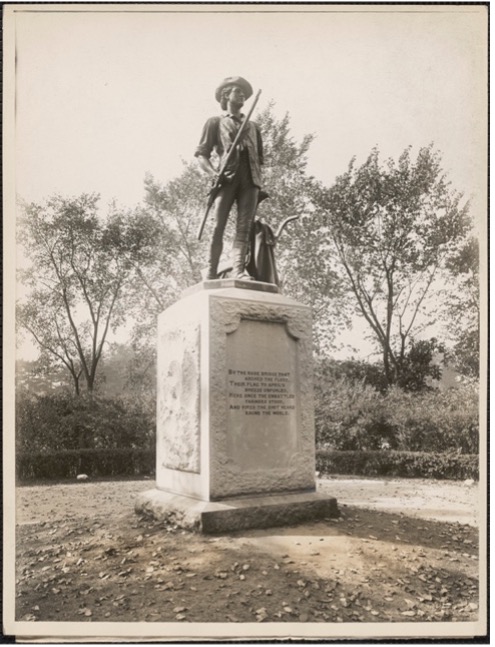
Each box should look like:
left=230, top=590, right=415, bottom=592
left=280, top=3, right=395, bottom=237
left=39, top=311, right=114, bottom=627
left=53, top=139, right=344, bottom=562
left=135, top=279, right=338, bottom=532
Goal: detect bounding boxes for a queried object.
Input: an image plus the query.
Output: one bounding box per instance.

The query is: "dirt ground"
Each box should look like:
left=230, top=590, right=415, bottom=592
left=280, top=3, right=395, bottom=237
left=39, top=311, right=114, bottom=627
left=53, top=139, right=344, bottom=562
left=15, top=477, right=480, bottom=626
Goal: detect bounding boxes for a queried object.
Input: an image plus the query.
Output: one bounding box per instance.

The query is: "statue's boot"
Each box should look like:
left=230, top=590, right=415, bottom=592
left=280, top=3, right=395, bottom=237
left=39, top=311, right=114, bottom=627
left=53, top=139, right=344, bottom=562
left=206, top=243, right=222, bottom=280
left=206, top=266, right=218, bottom=280
left=231, top=241, right=254, bottom=280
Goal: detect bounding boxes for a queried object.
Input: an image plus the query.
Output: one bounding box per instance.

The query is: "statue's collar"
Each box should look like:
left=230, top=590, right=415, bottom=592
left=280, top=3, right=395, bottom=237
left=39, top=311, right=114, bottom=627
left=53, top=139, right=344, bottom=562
left=223, top=112, right=245, bottom=121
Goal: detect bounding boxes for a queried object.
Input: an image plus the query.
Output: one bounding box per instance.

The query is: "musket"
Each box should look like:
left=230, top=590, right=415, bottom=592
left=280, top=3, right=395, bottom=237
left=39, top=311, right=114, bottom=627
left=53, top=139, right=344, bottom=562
left=197, top=89, right=262, bottom=241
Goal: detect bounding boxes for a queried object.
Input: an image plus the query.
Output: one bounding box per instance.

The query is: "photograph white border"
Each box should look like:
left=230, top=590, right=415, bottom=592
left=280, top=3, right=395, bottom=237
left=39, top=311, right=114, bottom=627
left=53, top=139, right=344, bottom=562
left=3, top=3, right=488, bottom=641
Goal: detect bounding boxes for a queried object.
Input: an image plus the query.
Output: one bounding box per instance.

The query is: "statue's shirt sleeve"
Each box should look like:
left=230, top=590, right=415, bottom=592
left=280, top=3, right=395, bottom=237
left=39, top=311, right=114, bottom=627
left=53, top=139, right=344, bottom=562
left=194, top=117, right=221, bottom=159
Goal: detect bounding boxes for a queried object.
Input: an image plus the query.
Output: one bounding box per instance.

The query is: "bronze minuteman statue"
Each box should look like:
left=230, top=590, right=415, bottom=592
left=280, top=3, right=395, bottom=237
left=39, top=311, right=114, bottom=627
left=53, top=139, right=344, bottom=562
left=195, top=76, right=265, bottom=280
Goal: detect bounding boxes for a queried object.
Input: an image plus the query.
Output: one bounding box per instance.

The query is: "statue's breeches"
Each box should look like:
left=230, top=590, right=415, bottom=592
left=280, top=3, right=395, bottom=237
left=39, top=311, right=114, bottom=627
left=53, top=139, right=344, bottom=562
left=208, top=156, right=259, bottom=273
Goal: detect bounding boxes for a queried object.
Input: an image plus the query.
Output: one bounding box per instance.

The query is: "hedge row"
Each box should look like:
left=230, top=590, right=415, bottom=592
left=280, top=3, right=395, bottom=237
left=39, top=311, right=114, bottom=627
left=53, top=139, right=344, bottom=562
left=17, top=447, right=478, bottom=483
left=316, top=449, right=479, bottom=481
left=17, top=448, right=155, bottom=481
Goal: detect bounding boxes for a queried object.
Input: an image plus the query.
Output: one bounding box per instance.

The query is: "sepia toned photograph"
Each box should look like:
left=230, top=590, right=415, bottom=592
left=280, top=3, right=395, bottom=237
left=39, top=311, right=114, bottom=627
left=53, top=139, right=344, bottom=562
left=3, top=3, right=488, bottom=641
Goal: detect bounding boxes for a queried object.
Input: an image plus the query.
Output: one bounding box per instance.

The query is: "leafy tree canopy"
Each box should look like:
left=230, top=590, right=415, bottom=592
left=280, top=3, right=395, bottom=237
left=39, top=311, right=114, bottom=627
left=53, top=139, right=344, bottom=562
left=311, top=144, right=472, bottom=385
left=442, top=236, right=480, bottom=377
left=17, top=194, right=154, bottom=394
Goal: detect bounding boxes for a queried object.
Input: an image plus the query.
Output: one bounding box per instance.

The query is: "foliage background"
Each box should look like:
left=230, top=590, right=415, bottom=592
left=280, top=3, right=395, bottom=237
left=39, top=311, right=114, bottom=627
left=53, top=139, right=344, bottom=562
left=15, top=110, right=481, bottom=483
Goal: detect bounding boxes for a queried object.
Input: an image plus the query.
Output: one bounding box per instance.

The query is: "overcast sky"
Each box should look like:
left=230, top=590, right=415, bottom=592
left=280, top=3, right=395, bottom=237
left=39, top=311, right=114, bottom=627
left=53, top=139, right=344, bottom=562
left=13, top=5, right=487, bottom=218
left=9, top=4, right=488, bottom=360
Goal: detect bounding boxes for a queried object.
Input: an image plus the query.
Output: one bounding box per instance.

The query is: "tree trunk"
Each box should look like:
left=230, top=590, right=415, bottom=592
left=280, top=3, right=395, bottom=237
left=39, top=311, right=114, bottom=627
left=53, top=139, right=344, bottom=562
left=71, top=372, right=81, bottom=396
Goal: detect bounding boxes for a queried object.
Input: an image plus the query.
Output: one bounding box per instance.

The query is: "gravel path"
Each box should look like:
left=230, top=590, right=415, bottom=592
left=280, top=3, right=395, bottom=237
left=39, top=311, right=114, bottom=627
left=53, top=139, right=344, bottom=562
left=318, top=477, right=479, bottom=527
left=16, top=476, right=479, bottom=527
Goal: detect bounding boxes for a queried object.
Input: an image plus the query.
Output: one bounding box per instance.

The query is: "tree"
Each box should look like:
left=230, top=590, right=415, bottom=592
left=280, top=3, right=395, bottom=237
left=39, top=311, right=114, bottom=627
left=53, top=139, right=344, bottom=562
left=140, top=162, right=207, bottom=308
left=143, top=162, right=207, bottom=292
left=16, top=358, right=73, bottom=396
left=17, top=194, right=153, bottom=394
left=116, top=163, right=209, bottom=359
left=253, top=106, right=349, bottom=352
left=311, top=145, right=471, bottom=386
left=442, top=236, right=480, bottom=377
left=396, top=337, right=444, bottom=392
left=97, top=342, right=156, bottom=407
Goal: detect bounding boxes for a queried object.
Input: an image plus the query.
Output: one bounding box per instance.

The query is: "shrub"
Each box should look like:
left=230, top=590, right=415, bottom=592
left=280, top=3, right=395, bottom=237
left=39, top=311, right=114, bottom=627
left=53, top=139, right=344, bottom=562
left=17, top=448, right=155, bottom=482
left=315, top=370, right=479, bottom=454
left=384, top=383, right=479, bottom=454
left=16, top=392, right=155, bottom=454
left=396, top=338, right=445, bottom=392
left=315, top=376, right=397, bottom=451
left=316, top=449, right=478, bottom=480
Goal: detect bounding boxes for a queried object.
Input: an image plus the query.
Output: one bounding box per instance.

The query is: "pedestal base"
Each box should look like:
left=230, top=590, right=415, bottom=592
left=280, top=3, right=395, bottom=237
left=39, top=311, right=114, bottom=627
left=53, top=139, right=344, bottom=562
left=135, top=488, right=339, bottom=534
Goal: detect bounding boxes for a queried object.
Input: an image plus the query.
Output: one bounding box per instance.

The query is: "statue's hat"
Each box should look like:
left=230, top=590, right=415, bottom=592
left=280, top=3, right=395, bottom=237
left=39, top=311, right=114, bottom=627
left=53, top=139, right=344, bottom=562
left=215, top=76, right=253, bottom=102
